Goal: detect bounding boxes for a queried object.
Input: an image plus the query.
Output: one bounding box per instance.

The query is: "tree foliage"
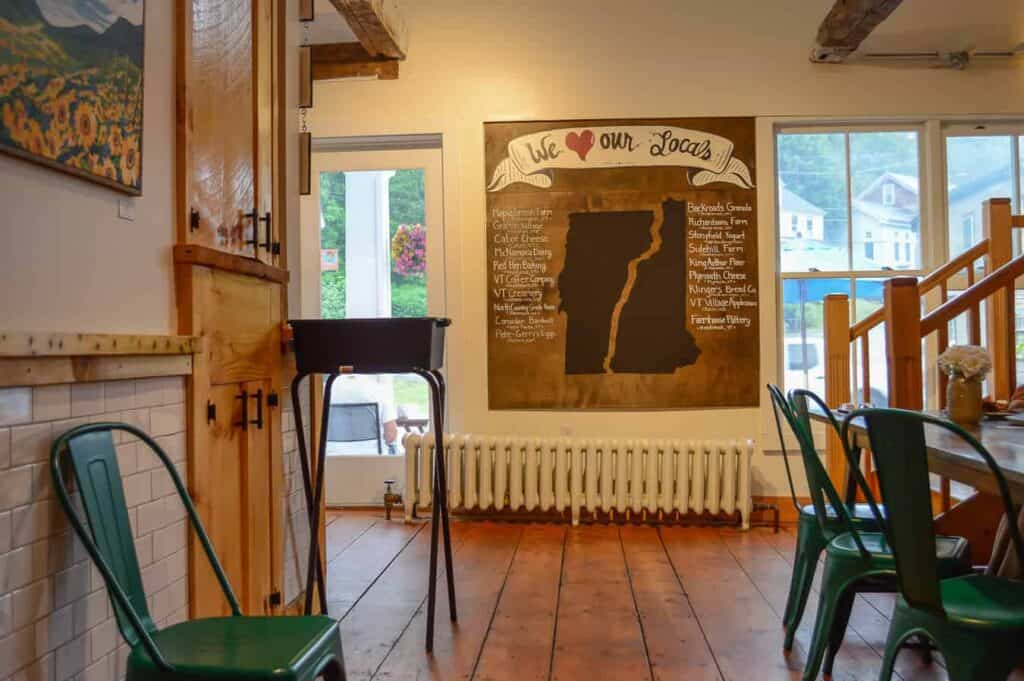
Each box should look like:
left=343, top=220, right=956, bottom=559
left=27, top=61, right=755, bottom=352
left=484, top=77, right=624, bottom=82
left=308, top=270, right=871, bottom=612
left=318, top=169, right=427, bottom=319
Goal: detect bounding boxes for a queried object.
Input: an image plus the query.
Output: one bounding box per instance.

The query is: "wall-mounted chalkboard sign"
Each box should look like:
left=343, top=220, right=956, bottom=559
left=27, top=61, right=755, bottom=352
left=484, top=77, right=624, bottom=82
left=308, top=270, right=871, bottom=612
left=484, top=117, right=759, bottom=409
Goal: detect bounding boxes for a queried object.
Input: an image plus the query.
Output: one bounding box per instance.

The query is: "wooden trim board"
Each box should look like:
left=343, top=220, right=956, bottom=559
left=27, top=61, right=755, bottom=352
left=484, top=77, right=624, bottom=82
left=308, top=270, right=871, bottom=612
left=175, top=244, right=290, bottom=284
left=0, top=355, right=193, bottom=388
left=0, top=331, right=197, bottom=357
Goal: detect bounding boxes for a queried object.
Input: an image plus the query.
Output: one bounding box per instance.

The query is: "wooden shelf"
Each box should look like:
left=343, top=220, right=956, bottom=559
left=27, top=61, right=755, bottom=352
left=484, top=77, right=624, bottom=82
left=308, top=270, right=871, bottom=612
left=0, top=331, right=198, bottom=388
left=174, top=244, right=289, bottom=284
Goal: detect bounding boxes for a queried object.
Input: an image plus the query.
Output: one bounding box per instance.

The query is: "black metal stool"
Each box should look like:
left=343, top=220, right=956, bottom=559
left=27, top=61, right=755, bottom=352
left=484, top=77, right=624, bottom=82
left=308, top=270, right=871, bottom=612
left=288, top=318, right=456, bottom=652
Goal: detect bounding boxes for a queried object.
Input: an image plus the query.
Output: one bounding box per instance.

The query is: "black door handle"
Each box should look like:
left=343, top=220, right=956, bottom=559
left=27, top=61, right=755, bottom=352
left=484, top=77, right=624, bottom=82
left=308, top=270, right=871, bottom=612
left=259, top=212, right=272, bottom=252
left=250, top=389, right=264, bottom=430
left=243, top=210, right=258, bottom=248
left=234, top=390, right=249, bottom=428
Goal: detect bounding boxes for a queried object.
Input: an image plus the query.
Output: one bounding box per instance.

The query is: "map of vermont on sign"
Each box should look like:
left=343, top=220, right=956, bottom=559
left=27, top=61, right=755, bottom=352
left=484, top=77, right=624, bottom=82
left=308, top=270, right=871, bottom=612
left=485, top=117, right=759, bottom=409
left=558, top=199, right=700, bottom=375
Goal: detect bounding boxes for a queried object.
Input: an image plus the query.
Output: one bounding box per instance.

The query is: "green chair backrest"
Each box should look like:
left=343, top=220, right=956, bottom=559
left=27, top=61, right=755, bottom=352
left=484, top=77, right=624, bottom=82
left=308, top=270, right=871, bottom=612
left=766, top=384, right=802, bottom=513
left=790, top=388, right=886, bottom=529
left=766, top=386, right=867, bottom=554
left=850, top=408, right=1024, bottom=617
left=50, top=423, right=242, bottom=670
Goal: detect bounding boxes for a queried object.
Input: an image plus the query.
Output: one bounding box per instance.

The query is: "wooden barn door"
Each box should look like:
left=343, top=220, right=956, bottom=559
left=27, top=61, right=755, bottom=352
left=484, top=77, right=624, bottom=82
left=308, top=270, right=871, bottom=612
left=175, top=0, right=288, bottom=618
left=178, top=0, right=279, bottom=265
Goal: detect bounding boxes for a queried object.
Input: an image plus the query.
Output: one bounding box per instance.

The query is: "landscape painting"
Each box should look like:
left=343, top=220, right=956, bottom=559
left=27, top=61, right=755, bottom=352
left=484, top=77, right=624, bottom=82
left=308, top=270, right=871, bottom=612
left=0, top=0, right=145, bottom=194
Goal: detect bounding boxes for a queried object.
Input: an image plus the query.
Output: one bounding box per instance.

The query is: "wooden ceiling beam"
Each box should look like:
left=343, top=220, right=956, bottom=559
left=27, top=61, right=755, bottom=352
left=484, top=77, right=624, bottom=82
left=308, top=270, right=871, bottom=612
left=811, top=0, right=904, bottom=63
left=326, top=0, right=407, bottom=59
left=310, top=42, right=400, bottom=81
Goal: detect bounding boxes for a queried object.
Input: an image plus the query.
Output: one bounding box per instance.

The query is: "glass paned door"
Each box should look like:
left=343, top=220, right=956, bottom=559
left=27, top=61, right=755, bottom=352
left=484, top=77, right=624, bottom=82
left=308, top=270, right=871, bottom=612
left=301, top=147, right=444, bottom=506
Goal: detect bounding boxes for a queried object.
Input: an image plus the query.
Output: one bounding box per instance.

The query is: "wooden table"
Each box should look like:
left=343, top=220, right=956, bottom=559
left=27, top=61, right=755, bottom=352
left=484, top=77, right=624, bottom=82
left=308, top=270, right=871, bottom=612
left=810, top=405, right=1024, bottom=502
left=810, top=405, right=1024, bottom=564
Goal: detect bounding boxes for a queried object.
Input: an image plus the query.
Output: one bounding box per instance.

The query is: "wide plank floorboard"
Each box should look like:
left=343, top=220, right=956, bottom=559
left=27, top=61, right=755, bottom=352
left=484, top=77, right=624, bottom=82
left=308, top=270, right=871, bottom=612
left=373, top=522, right=523, bottom=681
left=551, top=525, right=652, bottom=681
left=314, top=514, right=1012, bottom=681
left=473, top=524, right=566, bottom=681
left=326, top=516, right=423, bottom=618
left=620, top=525, right=722, bottom=681
left=339, top=519, right=474, bottom=681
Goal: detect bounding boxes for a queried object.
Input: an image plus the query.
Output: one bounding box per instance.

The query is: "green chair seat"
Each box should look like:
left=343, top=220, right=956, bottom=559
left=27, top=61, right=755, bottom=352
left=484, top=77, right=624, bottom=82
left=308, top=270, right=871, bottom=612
left=801, top=502, right=885, bottom=523
left=936, top=575, right=1024, bottom=630
left=128, top=616, right=342, bottom=680
left=51, top=423, right=346, bottom=681
left=829, top=532, right=968, bottom=565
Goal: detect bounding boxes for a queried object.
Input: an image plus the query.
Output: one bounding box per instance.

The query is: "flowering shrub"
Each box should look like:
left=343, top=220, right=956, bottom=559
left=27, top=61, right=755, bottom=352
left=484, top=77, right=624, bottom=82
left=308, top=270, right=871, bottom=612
left=391, top=224, right=426, bottom=277
left=938, top=345, right=992, bottom=381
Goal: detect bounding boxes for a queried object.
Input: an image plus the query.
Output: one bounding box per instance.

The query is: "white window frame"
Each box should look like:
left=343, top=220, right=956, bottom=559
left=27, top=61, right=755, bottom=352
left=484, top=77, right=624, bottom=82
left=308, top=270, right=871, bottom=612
left=774, top=123, right=928, bottom=403
left=942, top=122, right=1024, bottom=258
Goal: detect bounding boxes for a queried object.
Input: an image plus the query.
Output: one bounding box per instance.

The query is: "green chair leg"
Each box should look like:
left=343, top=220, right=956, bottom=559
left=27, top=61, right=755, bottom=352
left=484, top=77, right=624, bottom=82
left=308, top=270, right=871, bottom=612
left=879, top=603, right=1023, bottom=681
left=801, top=557, right=872, bottom=681
left=784, top=516, right=827, bottom=650
left=821, top=587, right=855, bottom=677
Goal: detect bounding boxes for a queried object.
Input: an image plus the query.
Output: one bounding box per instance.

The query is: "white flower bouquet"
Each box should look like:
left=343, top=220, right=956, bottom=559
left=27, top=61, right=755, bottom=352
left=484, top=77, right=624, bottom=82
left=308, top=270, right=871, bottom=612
left=937, top=345, right=992, bottom=381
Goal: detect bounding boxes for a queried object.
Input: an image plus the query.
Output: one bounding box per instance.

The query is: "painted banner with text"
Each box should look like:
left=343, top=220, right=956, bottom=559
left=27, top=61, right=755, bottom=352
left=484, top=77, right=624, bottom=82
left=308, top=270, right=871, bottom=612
left=485, top=118, right=759, bottom=409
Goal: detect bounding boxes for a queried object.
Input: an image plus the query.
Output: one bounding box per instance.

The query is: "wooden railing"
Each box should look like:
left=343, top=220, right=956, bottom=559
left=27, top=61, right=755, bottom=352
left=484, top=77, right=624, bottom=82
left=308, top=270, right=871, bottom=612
left=822, top=198, right=1023, bottom=504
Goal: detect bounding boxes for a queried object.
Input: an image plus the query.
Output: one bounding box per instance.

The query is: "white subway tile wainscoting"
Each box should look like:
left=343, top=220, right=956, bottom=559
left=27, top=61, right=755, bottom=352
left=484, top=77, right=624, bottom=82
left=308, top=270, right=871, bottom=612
left=0, top=378, right=188, bottom=681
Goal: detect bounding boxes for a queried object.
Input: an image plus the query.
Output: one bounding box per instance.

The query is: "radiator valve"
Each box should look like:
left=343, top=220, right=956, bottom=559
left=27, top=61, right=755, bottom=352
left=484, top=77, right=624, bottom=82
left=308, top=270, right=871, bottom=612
left=383, top=479, right=403, bottom=521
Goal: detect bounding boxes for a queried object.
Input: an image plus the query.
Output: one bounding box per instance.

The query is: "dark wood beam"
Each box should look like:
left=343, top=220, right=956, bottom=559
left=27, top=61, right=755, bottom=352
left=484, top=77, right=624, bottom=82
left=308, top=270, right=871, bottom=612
left=811, top=0, right=904, bottom=63
left=326, top=0, right=406, bottom=59
left=310, top=42, right=400, bottom=81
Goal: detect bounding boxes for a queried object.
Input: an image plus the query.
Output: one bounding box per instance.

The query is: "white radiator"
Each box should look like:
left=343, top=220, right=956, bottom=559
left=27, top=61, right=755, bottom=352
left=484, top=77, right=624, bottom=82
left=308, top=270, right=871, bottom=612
left=403, top=434, right=754, bottom=528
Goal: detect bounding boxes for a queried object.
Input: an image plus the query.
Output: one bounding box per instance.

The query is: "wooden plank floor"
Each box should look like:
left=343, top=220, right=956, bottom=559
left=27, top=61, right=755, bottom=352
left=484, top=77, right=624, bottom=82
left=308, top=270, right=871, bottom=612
left=324, top=511, right=1022, bottom=681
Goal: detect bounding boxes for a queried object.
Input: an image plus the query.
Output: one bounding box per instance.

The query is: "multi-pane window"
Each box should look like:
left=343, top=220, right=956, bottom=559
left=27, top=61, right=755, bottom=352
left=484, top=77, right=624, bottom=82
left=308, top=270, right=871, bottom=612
left=945, top=129, right=1024, bottom=382
left=777, top=129, right=923, bottom=401
left=945, top=133, right=1020, bottom=256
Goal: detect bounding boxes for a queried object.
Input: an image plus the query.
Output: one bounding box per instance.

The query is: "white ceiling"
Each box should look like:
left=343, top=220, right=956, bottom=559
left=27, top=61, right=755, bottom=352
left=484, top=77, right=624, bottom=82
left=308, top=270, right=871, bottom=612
left=858, top=0, right=1024, bottom=53
left=302, top=0, right=1023, bottom=59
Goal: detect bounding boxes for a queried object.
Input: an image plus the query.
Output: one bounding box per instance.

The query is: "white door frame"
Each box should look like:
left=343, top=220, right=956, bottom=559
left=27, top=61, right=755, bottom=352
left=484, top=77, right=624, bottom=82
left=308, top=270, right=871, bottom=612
left=299, top=145, right=446, bottom=506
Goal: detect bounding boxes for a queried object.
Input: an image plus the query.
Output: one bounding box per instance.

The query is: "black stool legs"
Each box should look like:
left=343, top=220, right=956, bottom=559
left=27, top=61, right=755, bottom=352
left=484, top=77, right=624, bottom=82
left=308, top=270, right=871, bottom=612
left=292, top=369, right=457, bottom=653
left=415, top=368, right=457, bottom=653
left=291, top=372, right=337, bottom=616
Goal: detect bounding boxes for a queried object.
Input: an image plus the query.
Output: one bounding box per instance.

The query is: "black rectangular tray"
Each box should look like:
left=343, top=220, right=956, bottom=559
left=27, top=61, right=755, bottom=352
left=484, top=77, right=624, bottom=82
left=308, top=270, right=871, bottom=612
left=289, top=317, right=450, bottom=374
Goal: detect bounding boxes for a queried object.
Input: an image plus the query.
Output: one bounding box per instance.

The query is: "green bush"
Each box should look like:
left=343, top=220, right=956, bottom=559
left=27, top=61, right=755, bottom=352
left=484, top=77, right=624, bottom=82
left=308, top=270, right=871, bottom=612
left=321, top=272, right=346, bottom=319
left=392, top=278, right=427, bottom=317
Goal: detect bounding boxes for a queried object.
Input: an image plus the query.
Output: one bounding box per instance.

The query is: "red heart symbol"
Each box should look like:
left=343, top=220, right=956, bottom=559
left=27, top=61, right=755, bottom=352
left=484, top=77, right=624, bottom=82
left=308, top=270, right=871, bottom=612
left=565, top=130, right=595, bottom=161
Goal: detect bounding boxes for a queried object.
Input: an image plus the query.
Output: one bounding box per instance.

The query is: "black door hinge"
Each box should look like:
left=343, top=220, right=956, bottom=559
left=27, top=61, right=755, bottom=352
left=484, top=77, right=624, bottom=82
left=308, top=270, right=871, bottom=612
left=271, top=241, right=281, bottom=256
left=267, top=392, right=279, bottom=407
left=190, top=208, right=200, bottom=232
left=206, top=401, right=216, bottom=423
left=268, top=591, right=282, bottom=607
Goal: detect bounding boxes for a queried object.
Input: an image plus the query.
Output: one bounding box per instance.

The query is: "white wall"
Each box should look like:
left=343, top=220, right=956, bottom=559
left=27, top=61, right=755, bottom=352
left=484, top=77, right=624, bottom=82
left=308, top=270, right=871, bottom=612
left=0, top=2, right=176, bottom=335
left=305, top=0, right=1024, bottom=495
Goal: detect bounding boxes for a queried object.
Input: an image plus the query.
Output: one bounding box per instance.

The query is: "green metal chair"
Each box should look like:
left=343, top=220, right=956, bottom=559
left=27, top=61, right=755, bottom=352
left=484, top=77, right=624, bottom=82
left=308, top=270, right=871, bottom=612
left=50, top=423, right=347, bottom=681
left=767, top=386, right=886, bottom=651
left=772, top=389, right=971, bottom=681
left=851, top=408, right=1024, bottom=681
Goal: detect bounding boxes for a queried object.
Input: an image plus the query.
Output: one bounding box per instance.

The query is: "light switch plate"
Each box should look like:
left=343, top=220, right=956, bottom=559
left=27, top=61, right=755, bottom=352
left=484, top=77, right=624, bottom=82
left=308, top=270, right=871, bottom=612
left=118, top=198, right=135, bottom=221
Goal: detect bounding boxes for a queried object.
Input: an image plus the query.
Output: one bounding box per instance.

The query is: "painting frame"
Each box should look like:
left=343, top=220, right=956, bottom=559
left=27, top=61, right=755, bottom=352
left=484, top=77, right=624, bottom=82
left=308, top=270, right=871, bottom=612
left=0, top=0, right=147, bottom=196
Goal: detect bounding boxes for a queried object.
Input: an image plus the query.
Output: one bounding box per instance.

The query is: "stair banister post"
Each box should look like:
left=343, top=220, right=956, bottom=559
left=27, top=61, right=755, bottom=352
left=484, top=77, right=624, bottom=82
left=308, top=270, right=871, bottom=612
left=884, top=277, right=923, bottom=410
left=983, top=198, right=1016, bottom=401
left=823, top=293, right=851, bottom=492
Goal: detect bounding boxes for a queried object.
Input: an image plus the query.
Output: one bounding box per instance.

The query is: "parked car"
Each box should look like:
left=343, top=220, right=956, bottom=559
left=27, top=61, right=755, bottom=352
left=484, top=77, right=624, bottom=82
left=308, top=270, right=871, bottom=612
left=784, top=335, right=888, bottom=406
